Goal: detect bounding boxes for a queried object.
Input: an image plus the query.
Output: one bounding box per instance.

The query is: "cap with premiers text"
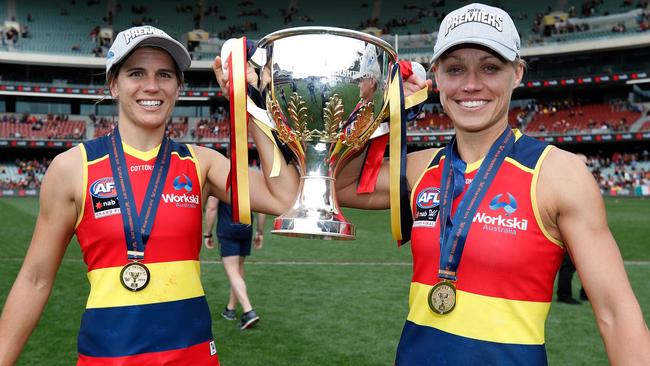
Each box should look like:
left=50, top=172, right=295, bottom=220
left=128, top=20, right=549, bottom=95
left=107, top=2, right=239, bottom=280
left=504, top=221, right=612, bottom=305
left=106, top=25, right=191, bottom=78
left=432, top=3, right=520, bottom=63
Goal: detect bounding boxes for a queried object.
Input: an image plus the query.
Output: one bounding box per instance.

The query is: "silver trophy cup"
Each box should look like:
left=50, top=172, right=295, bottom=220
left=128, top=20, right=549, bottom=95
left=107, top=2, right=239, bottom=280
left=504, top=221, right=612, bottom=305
left=256, top=27, right=397, bottom=240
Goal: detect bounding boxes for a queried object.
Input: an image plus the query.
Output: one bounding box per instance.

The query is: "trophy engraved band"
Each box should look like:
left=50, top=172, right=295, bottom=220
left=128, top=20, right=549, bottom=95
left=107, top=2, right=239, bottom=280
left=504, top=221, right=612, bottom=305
left=257, top=27, right=397, bottom=240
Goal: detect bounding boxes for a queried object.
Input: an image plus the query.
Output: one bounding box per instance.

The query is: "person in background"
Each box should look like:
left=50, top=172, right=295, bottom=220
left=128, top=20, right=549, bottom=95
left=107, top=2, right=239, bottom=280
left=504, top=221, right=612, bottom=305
left=556, top=252, right=588, bottom=304
left=204, top=196, right=266, bottom=330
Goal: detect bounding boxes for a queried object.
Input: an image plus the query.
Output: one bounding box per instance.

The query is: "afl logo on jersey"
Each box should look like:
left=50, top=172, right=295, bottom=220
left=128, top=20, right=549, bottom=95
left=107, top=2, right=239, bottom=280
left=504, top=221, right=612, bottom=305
left=416, top=187, right=440, bottom=209
left=90, top=177, right=117, bottom=198
left=89, top=177, right=120, bottom=219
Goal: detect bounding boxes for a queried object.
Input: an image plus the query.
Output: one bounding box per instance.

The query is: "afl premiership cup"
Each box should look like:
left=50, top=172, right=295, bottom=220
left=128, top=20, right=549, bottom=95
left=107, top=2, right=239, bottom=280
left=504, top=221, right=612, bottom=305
left=256, top=27, right=396, bottom=240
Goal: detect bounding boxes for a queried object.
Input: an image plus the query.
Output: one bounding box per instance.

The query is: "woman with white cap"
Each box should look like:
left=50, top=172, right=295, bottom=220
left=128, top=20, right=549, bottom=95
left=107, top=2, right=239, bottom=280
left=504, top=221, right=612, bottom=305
left=0, top=25, right=296, bottom=365
left=336, top=3, right=650, bottom=365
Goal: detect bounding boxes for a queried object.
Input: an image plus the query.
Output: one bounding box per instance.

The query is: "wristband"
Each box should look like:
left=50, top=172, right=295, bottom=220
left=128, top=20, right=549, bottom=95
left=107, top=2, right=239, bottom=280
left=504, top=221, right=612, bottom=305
left=203, top=234, right=213, bottom=238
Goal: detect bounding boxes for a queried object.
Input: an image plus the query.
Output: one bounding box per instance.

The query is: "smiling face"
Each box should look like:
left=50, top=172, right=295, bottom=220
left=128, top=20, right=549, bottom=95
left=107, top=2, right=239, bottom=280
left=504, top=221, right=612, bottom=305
left=109, top=47, right=180, bottom=132
left=433, top=46, right=523, bottom=135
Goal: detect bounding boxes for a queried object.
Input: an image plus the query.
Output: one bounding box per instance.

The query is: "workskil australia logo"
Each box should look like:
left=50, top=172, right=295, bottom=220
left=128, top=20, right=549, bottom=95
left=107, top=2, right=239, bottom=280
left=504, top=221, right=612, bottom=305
left=163, top=174, right=199, bottom=208
left=474, top=192, right=528, bottom=235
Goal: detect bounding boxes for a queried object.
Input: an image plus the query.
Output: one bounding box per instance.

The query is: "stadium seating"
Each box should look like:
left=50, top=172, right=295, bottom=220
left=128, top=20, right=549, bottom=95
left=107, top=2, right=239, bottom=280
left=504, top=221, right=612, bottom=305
left=0, top=114, right=86, bottom=140
left=0, top=158, right=49, bottom=189
left=6, top=0, right=648, bottom=56
left=14, top=0, right=107, bottom=54
left=640, top=120, right=650, bottom=131
left=524, top=103, right=641, bottom=134
left=193, top=117, right=230, bottom=140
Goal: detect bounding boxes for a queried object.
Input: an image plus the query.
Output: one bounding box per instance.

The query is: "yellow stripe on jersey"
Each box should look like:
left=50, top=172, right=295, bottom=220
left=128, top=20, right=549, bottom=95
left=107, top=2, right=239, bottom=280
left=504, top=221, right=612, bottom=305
left=407, top=282, right=550, bottom=345
left=122, top=142, right=160, bottom=161
left=505, top=157, right=535, bottom=174
left=86, top=260, right=205, bottom=309
left=86, top=154, right=109, bottom=166
left=76, top=144, right=89, bottom=229
left=185, top=144, right=203, bottom=195
left=531, top=146, right=563, bottom=247
left=172, top=150, right=195, bottom=161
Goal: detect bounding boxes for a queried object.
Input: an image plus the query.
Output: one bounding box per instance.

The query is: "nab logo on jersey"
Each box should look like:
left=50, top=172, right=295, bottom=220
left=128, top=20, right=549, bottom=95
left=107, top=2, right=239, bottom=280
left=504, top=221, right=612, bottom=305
left=416, top=187, right=440, bottom=209
left=90, top=177, right=117, bottom=198
left=173, top=174, right=193, bottom=192
left=489, top=192, right=517, bottom=215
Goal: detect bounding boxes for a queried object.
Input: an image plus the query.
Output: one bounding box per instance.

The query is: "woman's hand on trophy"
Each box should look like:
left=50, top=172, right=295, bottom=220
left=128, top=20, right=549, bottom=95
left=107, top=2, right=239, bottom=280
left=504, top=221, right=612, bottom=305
left=403, top=72, right=432, bottom=98
left=212, top=56, right=260, bottom=99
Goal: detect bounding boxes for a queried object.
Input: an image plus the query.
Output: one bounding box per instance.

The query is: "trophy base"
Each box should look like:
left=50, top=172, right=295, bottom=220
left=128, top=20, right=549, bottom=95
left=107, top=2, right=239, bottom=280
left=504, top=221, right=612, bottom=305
left=271, top=217, right=355, bottom=240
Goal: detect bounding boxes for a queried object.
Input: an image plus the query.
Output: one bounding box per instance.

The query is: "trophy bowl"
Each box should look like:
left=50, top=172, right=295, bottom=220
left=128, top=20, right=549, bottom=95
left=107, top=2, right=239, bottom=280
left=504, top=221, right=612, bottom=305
left=257, top=27, right=397, bottom=240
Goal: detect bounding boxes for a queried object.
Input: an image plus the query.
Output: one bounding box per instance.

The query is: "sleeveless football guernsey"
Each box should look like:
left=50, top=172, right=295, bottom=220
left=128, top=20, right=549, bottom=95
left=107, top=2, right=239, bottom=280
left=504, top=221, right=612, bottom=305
left=74, top=135, right=219, bottom=365
left=396, top=131, right=564, bottom=366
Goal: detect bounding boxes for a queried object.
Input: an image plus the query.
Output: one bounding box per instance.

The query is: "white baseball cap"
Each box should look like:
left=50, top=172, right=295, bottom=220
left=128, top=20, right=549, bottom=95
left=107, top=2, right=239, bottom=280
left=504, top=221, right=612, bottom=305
left=410, top=61, right=427, bottom=81
left=353, top=44, right=381, bottom=81
left=106, top=25, right=191, bottom=78
left=432, top=3, right=520, bottom=63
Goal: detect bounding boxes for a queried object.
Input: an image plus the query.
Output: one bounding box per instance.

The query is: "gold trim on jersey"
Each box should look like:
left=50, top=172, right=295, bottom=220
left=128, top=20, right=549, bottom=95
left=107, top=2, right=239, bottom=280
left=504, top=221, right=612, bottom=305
left=76, top=144, right=88, bottom=229
left=122, top=142, right=160, bottom=161
left=86, top=155, right=109, bottom=166
left=185, top=144, right=203, bottom=199
left=531, top=146, right=563, bottom=247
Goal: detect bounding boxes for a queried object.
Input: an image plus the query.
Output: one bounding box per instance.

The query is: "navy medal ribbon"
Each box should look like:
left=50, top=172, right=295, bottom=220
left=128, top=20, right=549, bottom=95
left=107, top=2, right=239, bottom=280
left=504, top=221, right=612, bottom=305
left=438, top=128, right=515, bottom=281
left=108, top=128, right=172, bottom=261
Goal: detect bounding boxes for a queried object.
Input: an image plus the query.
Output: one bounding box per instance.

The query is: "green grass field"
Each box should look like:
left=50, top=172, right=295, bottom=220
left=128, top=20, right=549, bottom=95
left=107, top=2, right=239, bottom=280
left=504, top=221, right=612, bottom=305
left=0, top=197, right=648, bottom=365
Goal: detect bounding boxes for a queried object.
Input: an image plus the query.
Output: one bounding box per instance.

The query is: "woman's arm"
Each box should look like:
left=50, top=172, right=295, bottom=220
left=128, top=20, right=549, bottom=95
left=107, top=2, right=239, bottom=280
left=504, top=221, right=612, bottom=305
left=0, top=148, right=80, bottom=365
left=198, top=56, right=299, bottom=216
left=538, top=148, right=650, bottom=365
left=336, top=147, right=439, bottom=209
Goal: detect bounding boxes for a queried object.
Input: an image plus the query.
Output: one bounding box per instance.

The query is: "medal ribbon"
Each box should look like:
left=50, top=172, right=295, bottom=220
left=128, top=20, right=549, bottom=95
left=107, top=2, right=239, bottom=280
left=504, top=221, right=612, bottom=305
left=438, top=128, right=514, bottom=281
left=108, top=128, right=172, bottom=261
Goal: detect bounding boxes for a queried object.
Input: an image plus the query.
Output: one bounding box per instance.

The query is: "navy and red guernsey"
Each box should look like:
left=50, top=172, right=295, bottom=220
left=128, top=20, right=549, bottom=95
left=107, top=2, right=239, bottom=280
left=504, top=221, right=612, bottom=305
left=396, top=130, right=565, bottom=366
left=75, top=134, right=219, bottom=365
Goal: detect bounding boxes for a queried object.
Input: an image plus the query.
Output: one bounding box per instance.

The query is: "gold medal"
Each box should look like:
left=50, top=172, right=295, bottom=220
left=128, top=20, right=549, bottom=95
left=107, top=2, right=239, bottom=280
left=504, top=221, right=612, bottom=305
left=428, top=281, right=456, bottom=315
left=120, top=262, right=150, bottom=291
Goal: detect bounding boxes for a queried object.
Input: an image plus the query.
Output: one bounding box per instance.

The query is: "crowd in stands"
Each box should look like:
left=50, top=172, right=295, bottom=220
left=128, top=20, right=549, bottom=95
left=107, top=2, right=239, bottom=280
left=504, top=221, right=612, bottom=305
left=5, top=0, right=650, bottom=57
left=91, top=115, right=188, bottom=139
left=166, top=117, right=189, bottom=139
left=523, top=99, right=641, bottom=134
left=0, top=157, right=51, bottom=190
left=90, top=115, right=116, bottom=137
left=587, top=151, right=650, bottom=195
left=215, top=1, right=270, bottom=39
left=192, top=107, right=229, bottom=140
left=4, top=151, right=647, bottom=196
left=408, top=104, right=453, bottom=132
left=1, top=113, right=85, bottom=140
left=357, top=1, right=449, bottom=35
left=405, top=99, right=643, bottom=135
left=527, top=0, right=650, bottom=45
